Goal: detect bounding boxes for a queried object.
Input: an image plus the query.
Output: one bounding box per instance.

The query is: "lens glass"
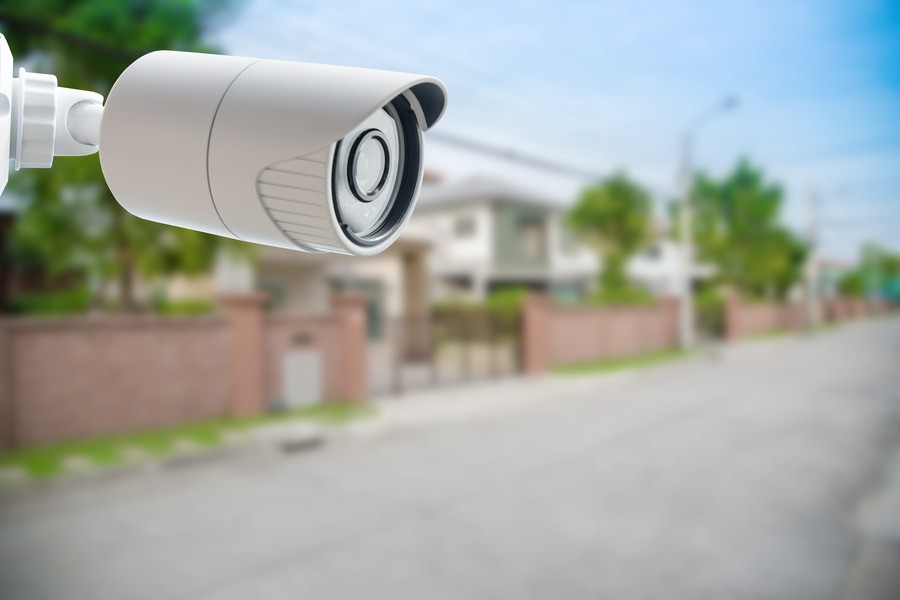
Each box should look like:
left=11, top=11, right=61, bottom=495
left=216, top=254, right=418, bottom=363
left=333, top=104, right=412, bottom=242
left=353, top=135, right=387, bottom=196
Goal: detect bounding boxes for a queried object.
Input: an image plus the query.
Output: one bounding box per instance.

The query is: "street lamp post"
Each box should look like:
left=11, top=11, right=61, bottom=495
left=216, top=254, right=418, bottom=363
left=677, top=96, right=737, bottom=350
left=805, top=186, right=821, bottom=331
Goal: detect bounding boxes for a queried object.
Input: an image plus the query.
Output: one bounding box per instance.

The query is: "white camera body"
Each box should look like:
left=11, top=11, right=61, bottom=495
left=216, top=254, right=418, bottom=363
left=0, top=34, right=448, bottom=256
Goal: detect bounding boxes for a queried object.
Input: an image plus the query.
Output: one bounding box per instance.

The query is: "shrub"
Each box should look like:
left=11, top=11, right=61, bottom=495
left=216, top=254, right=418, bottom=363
left=696, top=286, right=725, bottom=336
left=589, top=285, right=655, bottom=307
left=485, top=286, right=529, bottom=324
left=153, top=298, right=215, bottom=316
left=7, top=288, right=91, bottom=315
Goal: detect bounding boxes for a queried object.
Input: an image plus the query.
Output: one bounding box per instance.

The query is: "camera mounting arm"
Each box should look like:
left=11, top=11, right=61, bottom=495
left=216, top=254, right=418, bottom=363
left=0, top=34, right=103, bottom=195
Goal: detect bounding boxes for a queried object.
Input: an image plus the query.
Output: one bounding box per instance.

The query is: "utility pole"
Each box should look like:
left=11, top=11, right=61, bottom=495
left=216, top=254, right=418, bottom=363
left=676, top=96, right=738, bottom=350
left=677, top=133, right=695, bottom=349
left=805, top=186, right=821, bottom=331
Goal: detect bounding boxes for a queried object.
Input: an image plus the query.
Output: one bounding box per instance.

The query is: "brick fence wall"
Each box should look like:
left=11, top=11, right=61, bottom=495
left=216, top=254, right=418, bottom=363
left=822, top=297, right=885, bottom=322
left=522, top=296, right=679, bottom=374
left=724, top=295, right=890, bottom=341
left=0, top=317, right=230, bottom=448
left=723, top=296, right=804, bottom=341
left=0, top=293, right=368, bottom=450
left=262, top=296, right=368, bottom=406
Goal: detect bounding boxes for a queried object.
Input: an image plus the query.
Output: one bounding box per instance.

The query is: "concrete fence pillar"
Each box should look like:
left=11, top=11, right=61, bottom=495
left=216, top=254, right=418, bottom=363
left=219, top=293, right=268, bottom=417
left=785, top=302, right=802, bottom=331
left=724, top=294, right=741, bottom=342
left=331, top=294, right=369, bottom=402
left=822, top=298, right=834, bottom=323
left=522, top=295, right=551, bottom=376
left=0, top=321, right=13, bottom=450
left=661, top=297, right=679, bottom=348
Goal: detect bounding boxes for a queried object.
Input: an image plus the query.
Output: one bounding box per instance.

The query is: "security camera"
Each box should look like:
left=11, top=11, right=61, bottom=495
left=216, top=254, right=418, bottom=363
left=0, top=34, right=447, bottom=256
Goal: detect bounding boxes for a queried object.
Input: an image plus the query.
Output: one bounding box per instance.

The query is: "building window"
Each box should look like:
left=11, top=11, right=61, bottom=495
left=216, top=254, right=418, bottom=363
left=454, top=215, right=476, bottom=238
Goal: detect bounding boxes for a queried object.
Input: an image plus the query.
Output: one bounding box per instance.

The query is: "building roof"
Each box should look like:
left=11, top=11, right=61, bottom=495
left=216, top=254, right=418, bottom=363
left=415, top=175, right=567, bottom=213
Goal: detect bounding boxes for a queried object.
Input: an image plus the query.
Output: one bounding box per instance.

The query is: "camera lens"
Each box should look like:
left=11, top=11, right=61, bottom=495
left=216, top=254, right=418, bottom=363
left=332, top=98, right=421, bottom=247
left=348, top=130, right=389, bottom=201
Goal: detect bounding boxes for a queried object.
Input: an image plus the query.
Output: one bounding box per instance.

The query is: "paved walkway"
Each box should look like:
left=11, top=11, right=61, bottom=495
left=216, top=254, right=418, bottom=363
left=1, top=318, right=899, bottom=599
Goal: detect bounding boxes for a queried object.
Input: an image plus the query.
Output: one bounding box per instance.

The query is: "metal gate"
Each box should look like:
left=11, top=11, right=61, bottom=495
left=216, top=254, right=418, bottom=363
left=369, top=310, right=522, bottom=397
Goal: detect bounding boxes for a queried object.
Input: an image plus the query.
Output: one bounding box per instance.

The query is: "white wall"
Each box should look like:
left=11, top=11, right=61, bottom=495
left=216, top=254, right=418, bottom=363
left=256, top=262, right=330, bottom=313
left=411, top=203, right=493, bottom=269
left=547, top=213, right=599, bottom=278
left=411, top=203, right=494, bottom=301
left=325, top=254, right=405, bottom=317
left=627, top=240, right=683, bottom=297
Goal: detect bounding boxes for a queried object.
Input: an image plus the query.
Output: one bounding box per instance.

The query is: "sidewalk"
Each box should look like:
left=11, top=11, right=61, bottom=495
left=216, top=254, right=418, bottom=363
left=347, top=328, right=812, bottom=442
left=351, top=360, right=681, bottom=440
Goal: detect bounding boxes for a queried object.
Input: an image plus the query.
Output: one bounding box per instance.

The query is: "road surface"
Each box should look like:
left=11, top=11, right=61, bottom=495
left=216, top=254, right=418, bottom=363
left=2, top=318, right=900, bottom=599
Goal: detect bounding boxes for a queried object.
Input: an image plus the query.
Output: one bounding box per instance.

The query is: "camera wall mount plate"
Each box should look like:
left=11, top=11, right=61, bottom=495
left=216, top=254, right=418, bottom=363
left=0, top=35, right=13, bottom=196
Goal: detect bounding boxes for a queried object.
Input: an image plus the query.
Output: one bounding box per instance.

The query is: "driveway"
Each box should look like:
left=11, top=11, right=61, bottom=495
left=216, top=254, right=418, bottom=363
left=2, top=318, right=900, bottom=599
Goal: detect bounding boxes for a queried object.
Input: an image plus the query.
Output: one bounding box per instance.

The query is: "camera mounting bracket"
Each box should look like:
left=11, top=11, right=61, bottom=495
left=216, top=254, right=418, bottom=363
left=0, top=34, right=104, bottom=196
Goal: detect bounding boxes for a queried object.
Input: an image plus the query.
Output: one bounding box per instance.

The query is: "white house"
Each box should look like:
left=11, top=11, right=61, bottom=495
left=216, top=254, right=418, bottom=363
left=629, top=236, right=713, bottom=298
left=203, top=174, right=704, bottom=338
left=412, top=175, right=598, bottom=302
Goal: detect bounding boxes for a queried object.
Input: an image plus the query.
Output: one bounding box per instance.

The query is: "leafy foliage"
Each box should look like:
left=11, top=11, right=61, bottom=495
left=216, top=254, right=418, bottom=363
left=694, top=284, right=725, bottom=335
left=589, top=285, right=655, bottom=306
left=152, top=297, right=215, bottom=316
left=7, top=287, right=92, bottom=315
left=0, top=1, right=245, bottom=311
left=433, top=286, right=528, bottom=322
left=484, top=286, right=529, bottom=323
left=568, top=173, right=653, bottom=302
left=838, top=270, right=866, bottom=298
left=689, top=160, right=807, bottom=300
left=837, top=243, right=900, bottom=300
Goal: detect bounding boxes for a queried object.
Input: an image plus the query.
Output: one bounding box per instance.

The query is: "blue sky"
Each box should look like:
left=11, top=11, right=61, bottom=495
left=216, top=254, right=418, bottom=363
left=216, top=0, right=900, bottom=261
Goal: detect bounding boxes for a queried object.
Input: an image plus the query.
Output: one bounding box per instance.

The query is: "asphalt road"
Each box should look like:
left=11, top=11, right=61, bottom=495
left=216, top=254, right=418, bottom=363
left=2, top=318, right=900, bottom=600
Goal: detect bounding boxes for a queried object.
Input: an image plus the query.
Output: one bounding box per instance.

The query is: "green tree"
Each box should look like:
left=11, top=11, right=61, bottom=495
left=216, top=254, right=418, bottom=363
left=849, top=242, right=900, bottom=300
left=690, top=160, right=807, bottom=300
left=568, top=173, right=653, bottom=303
left=838, top=270, right=866, bottom=298
left=0, top=1, right=242, bottom=311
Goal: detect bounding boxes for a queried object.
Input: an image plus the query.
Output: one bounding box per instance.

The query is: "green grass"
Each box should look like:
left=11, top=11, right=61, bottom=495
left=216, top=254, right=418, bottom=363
left=747, top=328, right=792, bottom=341
left=0, top=402, right=375, bottom=481
left=552, top=349, right=690, bottom=376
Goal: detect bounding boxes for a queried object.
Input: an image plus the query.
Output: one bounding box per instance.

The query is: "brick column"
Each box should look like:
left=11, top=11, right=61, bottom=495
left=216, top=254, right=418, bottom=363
left=822, top=298, right=834, bottom=323
left=219, top=293, right=268, bottom=417
left=785, top=302, right=802, bottom=331
left=522, top=294, right=551, bottom=376
left=331, top=294, right=369, bottom=402
left=724, top=293, right=741, bottom=342
left=661, top=297, right=679, bottom=348
left=0, top=320, right=13, bottom=450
